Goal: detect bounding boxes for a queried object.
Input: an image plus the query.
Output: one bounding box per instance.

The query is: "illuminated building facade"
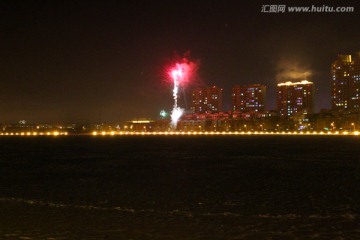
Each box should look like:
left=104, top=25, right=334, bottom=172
left=191, top=86, right=223, bottom=113
left=277, top=80, right=314, bottom=117
left=232, top=84, right=266, bottom=112
left=331, top=54, right=360, bottom=111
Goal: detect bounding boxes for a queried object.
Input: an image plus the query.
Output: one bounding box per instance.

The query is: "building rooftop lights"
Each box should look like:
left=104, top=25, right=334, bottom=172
left=277, top=80, right=313, bottom=86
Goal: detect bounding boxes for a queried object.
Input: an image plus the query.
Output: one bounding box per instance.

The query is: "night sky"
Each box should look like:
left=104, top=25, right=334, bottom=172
left=1, top=1, right=360, bottom=123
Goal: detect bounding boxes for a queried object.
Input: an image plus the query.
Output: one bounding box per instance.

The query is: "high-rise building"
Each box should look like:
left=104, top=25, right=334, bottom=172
left=331, top=54, right=360, bottom=111
left=277, top=80, right=314, bottom=117
left=232, top=84, right=266, bottom=112
left=191, top=86, right=223, bottom=113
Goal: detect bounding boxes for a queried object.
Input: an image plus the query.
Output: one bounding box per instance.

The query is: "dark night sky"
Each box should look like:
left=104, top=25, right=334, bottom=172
left=1, top=1, right=360, bottom=123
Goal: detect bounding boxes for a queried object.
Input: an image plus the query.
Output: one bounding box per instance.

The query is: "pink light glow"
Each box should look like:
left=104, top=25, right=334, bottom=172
left=171, top=69, right=182, bottom=80
left=168, top=63, right=192, bottom=87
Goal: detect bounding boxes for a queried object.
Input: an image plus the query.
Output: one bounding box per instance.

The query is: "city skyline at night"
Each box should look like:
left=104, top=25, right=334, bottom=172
left=2, top=3, right=360, bottom=239
left=1, top=1, right=360, bottom=123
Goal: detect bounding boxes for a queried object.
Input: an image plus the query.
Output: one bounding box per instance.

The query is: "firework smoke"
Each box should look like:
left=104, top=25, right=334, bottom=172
left=276, top=57, right=312, bottom=82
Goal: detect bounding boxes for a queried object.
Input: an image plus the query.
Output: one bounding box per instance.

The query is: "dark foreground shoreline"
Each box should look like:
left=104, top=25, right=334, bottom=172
left=1, top=136, right=360, bottom=239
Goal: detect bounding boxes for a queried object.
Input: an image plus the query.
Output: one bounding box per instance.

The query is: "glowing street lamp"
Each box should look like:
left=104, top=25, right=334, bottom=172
left=244, top=124, right=247, bottom=131
left=351, top=122, right=355, bottom=132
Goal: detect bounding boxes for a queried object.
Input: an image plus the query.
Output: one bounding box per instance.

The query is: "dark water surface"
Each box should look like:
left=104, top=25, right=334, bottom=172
left=1, top=136, right=360, bottom=239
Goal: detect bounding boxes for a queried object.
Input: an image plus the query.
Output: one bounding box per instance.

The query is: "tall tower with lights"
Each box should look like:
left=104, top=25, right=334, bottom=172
left=331, top=54, right=360, bottom=112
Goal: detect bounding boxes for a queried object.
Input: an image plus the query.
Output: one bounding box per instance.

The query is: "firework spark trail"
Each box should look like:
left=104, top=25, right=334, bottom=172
left=170, top=68, right=184, bottom=128
left=172, top=69, right=181, bottom=109
left=168, top=56, right=199, bottom=128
